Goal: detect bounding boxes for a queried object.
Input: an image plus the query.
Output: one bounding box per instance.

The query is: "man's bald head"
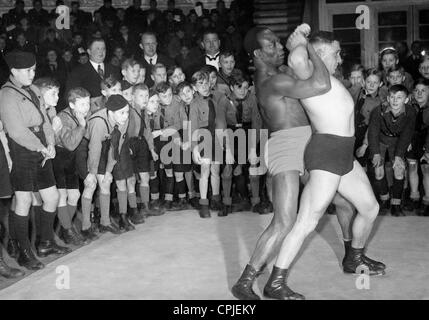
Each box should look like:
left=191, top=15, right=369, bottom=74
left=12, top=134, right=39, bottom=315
left=244, top=26, right=270, bottom=57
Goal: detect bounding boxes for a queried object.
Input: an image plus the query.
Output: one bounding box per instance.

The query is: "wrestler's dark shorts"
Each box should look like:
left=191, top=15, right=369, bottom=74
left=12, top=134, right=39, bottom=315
left=304, top=133, right=355, bottom=176
left=7, top=131, right=56, bottom=192
left=0, top=142, right=13, bottom=198
left=53, top=147, right=79, bottom=189
left=112, top=139, right=134, bottom=181
left=129, top=137, right=152, bottom=173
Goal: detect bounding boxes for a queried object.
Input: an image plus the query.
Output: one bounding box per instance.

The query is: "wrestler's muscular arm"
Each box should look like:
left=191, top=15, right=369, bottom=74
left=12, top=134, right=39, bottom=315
left=269, top=43, right=331, bottom=99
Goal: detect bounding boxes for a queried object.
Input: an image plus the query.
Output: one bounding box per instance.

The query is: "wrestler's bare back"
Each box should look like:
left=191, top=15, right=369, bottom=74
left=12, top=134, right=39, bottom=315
left=256, top=68, right=309, bottom=132
left=301, top=75, right=355, bottom=137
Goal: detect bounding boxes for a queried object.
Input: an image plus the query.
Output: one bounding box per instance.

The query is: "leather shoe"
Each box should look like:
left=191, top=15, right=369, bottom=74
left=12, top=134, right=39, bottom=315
left=60, top=227, right=86, bottom=246
left=17, top=247, right=45, bottom=270
left=119, top=214, right=135, bottom=232
left=128, top=207, right=145, bottom=225
left=99, top=223, right=124, bottom=234
left=219, top=205, right=231, bottom=217
left=37, top=240, right=72, bottom=257
left=0, top=256, right=25, bottom=278
left=199, top=205, right=211, bottom=218
left=81, top=226, right=99, bottom=242
left=148, top=200, right=165, bottom=216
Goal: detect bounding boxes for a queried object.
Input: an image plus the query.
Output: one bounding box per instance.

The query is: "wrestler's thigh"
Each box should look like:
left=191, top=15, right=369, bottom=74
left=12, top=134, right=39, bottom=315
left=272, top=171, right=300, bottom=222
left=337, top=160, right=378, bottom=214
left=295, top=169, right=340, bottom=224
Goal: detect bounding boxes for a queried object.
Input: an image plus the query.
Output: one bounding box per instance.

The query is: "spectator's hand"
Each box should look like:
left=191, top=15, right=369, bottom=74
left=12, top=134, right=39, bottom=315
left=151, top=149, right=159, bottom=161
left=393, top=156, right=405, bottom=171
left=75, top=111, right=87, bottom=127
left=46, top=144, right=56, bottom=159
left=52, top=116, right=63, bottom=133
left=355, top=144, right=367, bottom=158
left=84, top=173, right=97, bottom=188
left=192, top=147, right=202, bottom=165
left=372, top=154, right=381, bottom=167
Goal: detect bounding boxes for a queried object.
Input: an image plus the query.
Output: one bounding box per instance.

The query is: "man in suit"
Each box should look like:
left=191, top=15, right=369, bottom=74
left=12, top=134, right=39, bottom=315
left=66, top=38, right=120, bottom=110
left=186, top=29, right=221, bottom=78
left=134, top=32, right=173, bottom=88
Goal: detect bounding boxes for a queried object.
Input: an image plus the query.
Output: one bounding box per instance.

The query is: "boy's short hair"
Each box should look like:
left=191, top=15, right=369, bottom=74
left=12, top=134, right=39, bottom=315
left=229, top=69, right=249, bottom=87
left=364, top=68, right=382, bottom=79
left=133, top=83, right=149, bottom=94
left=151, top=63, right=166, bottom=75
left=67, top=87, right=90, bottom=104
left=167, top=65, right=181, bottom=78
left=155, top=81, right=172, bottom=94
left=33, top=77, right=60, bottom=91
left=414, top=78, right=429, bottom=88
left=387, top=65, right=405, bottom=76
left=200, top=65, right=217, bottom=76
left=388, top=84, right=408, bottom=96
left=191, top=71, right=209, bottom=85
left=219, top=50, right=234, bottom=60
left=176, top=81, right=192, bottom=94
left=101, top=75, right=119, bottom=90
left=121, top=58, right=140, bottom=71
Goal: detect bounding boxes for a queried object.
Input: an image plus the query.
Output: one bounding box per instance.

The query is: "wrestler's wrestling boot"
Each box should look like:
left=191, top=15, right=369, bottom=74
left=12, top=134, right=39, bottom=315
left=343, top=240, right=385, bottom=271
left=343, top=247, right=385, bottom=275
left=263, top=266, right=305, bottom=300
left=231, top=264, right=261, bottom=300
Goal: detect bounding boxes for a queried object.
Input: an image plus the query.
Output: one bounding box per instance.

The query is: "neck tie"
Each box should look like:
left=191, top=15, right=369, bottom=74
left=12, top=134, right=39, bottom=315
left=236, top=99, right=243, bottom=124
left=149, top=58, right=153, bottom=65
left=149, top=115, right=155, bottom=131
left=97, top=64, right=104, bottom=79
left=204, top=95, right=216, bottom=133
left=185, top=104, right=190, bottom=118
left=111, top=124, right=121, bottom=161
left=206, top=54, right=219, bottom=61
left=160, top=107, right=165, bottom=129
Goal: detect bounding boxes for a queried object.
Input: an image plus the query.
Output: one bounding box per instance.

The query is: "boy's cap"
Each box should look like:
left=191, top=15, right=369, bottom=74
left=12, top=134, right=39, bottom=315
left=5, top=50, right=36, bottom=69
left=106, top=94, right=129, bottom=111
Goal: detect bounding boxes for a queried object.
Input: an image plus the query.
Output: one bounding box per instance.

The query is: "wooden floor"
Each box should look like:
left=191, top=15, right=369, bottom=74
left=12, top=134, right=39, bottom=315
left=0, top=211, right=428, bottom=300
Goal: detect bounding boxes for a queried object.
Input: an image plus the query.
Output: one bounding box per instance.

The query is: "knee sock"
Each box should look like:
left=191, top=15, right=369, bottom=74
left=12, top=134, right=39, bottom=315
left=176, top=178, right=187, bottom=199
left=81, top=196, right=93, bottom=231
left=128, top=192, right=137, bottom=209
left=139, top=184, right=150, bottom=204
left=14, top=213, right=31, bottom=250
left=164, top=176, right=174, bottom=201
left=40, top=210, right=56, bottom=242
left=100, top=193, right=111, bottom=226
left=250, top=175, right=260, bottom=205
left=222, top=176, right=232, bottom=205
left=117, top=190, right=128, bottom=214
left=150, top=177, right=159, bottom=200
left=33, top=205, right=43, bottom=239
left=57, top=206, right=72, bottom=229
left=234, top=174, right=248, bottom=199
left=8, top=209, right=17, bottom=240
left=374, top=178, right=389, bottom=200
left=392, top=178, right=404, bottom=205
left=67, top=204, right=77, bottom=222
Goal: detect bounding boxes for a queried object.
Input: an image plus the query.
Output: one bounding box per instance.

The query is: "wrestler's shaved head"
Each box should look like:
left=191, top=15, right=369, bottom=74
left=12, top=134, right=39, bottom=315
left=245, top=27, right=285, bottom=68
left=309, top=31, right=342, bottom=75
left=244, top=26, right=268, bottom=57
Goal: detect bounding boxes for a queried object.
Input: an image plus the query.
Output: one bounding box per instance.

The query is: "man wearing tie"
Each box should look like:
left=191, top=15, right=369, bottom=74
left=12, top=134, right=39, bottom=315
left=135, top=32, right=173, bottom=88
left=186, top=30, right=221, bottom=78
left=66, top=38, right=120, bottom=111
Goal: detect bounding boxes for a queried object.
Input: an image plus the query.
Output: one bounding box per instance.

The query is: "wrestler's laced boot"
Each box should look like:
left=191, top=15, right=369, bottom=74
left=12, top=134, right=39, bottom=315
left=119, top=214, right=135, bottom=232
left=128, top=207, right=145, bottom=225
left=343, top=247, right=385, bottom=275
left=231, top=264, right=261, bottom=300
left=263, top=266, right=305, bottom=300
left=0, top=247, right=25, bottom=278
left=7, top=239, right=20, bottom=259
left=343, top=241, right=385, bottom=271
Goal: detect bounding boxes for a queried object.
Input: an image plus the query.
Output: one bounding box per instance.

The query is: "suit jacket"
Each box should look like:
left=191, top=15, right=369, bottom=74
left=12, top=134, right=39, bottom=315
left=65, top=61, right=120, bottom=98
left=134, top=51, right=173, bottom=87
